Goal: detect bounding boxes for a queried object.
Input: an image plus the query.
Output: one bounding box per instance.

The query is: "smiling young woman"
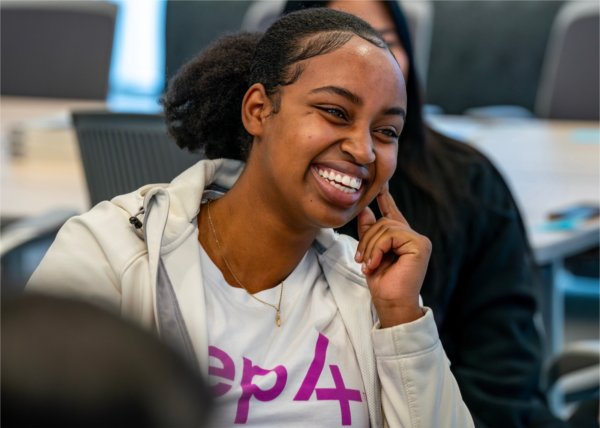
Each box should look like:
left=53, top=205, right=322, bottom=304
left=279, top=3, right=563, bottom=427
left=28, top=8, right=473, bottom=427
left=233, top=34, right=405, bottom=233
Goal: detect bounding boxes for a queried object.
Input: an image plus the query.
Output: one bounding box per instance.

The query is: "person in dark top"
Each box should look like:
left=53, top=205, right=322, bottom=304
left=281, top=2, right=567, bottom=427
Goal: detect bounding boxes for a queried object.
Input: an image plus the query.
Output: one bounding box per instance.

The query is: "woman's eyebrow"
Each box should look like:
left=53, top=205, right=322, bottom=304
left=310, top=85, right=362, bottom=105
left=310, top=85, right=405, bottom=119
left=385, top=107, right=406, bottom=119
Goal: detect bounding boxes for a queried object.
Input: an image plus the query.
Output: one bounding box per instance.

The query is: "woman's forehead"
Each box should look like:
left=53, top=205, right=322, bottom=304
left=290, top=36, right=405, bottom=102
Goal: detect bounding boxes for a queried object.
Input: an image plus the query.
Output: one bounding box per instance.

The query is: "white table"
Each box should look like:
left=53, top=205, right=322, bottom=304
left=427, top=115, right=600, bottom=265
left=427, top=115, right=600, bottom=355
left=0, top=95, right=160, bottom=219
left=0, top=97, right=105, bottom=219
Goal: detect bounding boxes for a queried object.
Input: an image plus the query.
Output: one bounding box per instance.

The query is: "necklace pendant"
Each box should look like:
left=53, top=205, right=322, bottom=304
left=275, top=310, right=281, bottom=327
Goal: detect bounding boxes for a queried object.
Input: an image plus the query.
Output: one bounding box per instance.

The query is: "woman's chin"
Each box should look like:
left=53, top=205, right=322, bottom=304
left=313, top=210, right=358, bottom=231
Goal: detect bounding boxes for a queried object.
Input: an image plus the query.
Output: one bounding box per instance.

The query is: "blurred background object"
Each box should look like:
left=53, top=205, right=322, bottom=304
left=1, top=294, right=213, bottom=428
left=1, top=1, right=117, bottom=100
left=1, top=209, right=78, bottom=295
left=536, top=1, right=600, bottom=120
left=426, top=0, right=565, bottom=116
left=72, top=111, right=204, bottom=206
left=165, top=1, right=251, bottom=83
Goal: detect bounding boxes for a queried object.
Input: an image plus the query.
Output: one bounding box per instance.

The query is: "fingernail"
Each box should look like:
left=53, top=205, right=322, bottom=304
left=367, top=257, right=372, bottom=267
left=362, top=262, right=368, bottom=273
left=355, top=250, right=362, bottom=262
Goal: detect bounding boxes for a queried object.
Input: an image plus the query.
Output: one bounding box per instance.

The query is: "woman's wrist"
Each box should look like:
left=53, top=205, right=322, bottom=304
left=375, top=302, right=425, bottom=328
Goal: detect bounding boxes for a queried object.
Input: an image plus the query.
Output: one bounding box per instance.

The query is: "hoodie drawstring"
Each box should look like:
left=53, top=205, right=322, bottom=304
left=129, top=207, right=145, bottom=229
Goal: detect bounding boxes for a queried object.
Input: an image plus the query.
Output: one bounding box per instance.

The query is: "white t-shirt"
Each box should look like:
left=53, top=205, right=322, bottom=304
left=200, top=245, right=370, bottom=427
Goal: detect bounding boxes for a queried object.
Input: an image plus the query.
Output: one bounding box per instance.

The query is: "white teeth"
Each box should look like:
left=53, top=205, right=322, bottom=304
left=331, top=181, right=354, bottom=193
left=317, top=168, right=362, bottom=191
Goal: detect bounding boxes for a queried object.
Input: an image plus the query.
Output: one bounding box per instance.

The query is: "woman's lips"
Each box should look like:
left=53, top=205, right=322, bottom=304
left=311, top=165, right=365, bottom=207
left=316, top=166, right=362, bottom=192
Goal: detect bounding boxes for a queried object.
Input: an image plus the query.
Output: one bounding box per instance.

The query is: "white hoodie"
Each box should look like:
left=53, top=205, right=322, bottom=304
left=28, top=158, right=473, bottom=428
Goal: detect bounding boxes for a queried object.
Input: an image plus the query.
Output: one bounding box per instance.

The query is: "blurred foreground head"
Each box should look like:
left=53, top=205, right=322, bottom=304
left=1, top=294, right=212, bottom=428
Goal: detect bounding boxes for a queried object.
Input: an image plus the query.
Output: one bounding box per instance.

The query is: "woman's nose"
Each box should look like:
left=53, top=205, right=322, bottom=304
left=340, top=129, right=376, bottom=165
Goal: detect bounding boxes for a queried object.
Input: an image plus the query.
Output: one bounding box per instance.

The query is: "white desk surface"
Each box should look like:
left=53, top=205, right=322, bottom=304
left=0, top=127, right=89, bottom=219
left=427, top=115, right=600, bottom=264
left=0, top=95, right=161, bottom=220
left=0, top=96, right=104, bottom=130
left=0, top=96, right=104, bottom=219
left=1, top=100, right=599, bottom=264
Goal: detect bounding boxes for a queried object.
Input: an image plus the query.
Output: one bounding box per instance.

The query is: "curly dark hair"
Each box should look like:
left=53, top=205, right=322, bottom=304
left=162, top=8, right=387, bottom=160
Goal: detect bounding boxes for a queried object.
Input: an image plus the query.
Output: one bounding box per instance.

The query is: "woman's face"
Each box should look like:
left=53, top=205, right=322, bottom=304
left=247, top=35, right=406, bottom=230
left=328, top=0, right=410, bottom=78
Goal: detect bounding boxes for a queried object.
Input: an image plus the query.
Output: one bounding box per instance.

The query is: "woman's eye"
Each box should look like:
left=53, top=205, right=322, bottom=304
left=377, top=128, right=400, bottom=140
left=386, top=40, right=401, bottom=50
left=319, top=106, right=348, bottom=121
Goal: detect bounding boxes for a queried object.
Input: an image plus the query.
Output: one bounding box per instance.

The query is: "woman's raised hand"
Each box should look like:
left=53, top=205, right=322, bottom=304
left=355, top=186, right=432, bottom=327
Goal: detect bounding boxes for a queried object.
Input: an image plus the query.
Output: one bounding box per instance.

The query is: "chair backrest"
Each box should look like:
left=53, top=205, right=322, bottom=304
left=536, top=1, right=600, bottom=120
left=165, top=0, right=251, bottom=82
left=72, top=112, right=204, bottom=206
left=0, top=1, right=117, bottom=99
left=240, top=0, right=283, bottom=31
left=1, top=209, right=75, bottom=295
left=426, top=1, right=565, bottom=114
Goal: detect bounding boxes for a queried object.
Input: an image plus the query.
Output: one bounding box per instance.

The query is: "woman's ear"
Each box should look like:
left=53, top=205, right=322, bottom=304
left=241, top=83, right=272, bottom=137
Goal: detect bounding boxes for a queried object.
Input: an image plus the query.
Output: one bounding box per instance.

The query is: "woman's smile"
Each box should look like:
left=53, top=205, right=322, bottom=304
left=311, top=163, right=368, bottom=208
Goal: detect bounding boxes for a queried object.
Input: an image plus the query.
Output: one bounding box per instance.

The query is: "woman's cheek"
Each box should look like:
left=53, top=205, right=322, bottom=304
left=380, top=145, right=398, bottom=180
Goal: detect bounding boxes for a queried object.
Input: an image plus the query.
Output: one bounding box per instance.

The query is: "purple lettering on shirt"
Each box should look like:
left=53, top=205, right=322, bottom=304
left=294, top=332, right=329, bottom=400
left=316, top=365, right=362, bottom=426
left=235, top=357, right=288, bottom=424
left=208, top=345, right=235, bottom=397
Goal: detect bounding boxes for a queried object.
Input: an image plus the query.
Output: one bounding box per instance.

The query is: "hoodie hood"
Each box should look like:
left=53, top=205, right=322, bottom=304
left=111, top=158, right=246, bottom=250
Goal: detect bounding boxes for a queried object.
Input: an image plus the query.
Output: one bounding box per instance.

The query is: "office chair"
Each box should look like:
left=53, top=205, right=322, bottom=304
left=165, top=0, right=251, bottom=81
left=1, top=113, right=202, bottom=292
left=72, top=111, right=204, bottom=206
left=536, top=1, right=600, bottom=120
left=1, top=210, right=77, bottom=295
left=546, top=340, right=600, bottom=423
left=0, top=1, right=117, bottom=99
left=427, top=1, right=565, bottom=115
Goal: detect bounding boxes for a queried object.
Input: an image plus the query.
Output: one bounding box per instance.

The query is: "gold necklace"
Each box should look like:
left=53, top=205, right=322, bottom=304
left=206, top=200, right=283, bottom=327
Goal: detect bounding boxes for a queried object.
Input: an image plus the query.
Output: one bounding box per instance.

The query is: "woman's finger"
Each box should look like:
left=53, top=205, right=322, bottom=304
left=376, top=186, right=409, bottom=225
left=356, top=205, right=376, bottom=240
left=355, top=206, right=377, bottom=263
left=359, top=222, right=390, bottom=270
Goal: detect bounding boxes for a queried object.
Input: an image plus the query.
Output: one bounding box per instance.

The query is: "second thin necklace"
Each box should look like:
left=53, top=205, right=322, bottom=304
left=206, top=200, right=284, bottom=327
